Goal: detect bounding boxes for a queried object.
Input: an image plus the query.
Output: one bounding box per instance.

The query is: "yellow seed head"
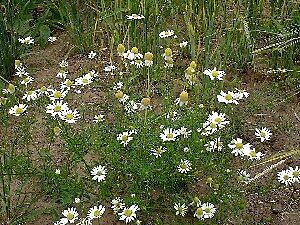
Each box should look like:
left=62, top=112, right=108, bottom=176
left=117, top=44, right=125, bottom=53
left=131, top=47, right=139, bottom=54
left=141, top=97, right=151, bottom=106
left=40, top=86, right=47, bottom=92
left=212, top=70, right=219, bottom=77
left=190, top=61, right=197, bottom=69
left=206, top=177, right=213, bottom=184
left=164, top=48, right=172, bottom=56
left=15, top=107, right=23, bottom=114
left=53, top=127, right=61, bottom=136
left=235, top=142, right=243, bottom=149
left=144, top=52, right=153, bottom=61
left=179, top=91, right=188, bottom=102
left=8, top=84, right=15, bottom=93
left=115, top=90, right=124, bottom=99
left=15, top=60, right=21, bottom=66
left=196, top=208, right=203, bottom=216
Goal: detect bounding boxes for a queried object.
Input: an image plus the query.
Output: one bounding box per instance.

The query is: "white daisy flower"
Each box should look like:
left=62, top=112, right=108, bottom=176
left=190, top=197, right=201, bottom=207
left=194, top=207, right=204, bottom=220
left=179, top=127, right=192, bottom=138
left=48, top=89, right=68, bottom=101
left=111, top=197, right=125, bottom=213
left=144, top=52, right=153, bottom=67
left=88, top=50, right=97, bottom=59
left=91, top=165, right=107, bottom=182
left=124, top=47, right=143, bottom=61
left=200, top=111, right=229, bottom=136
left=9, top=104, right=27, bottom=116
left=48, top=36, right=57, bottom=42
left=174, top=203, right=187, bottom=216
left=15, top=66, right=29, bottom=77
left=59, top=60, right=68, bottom=68
left=175, top=91, right=188, bottom=106
left=56, top=70, right=68, bottom=79
left=104, top=65, right=116, bottom=72
left=38, top=85, right=51, bottom=96
left=243, top=148, right=264, bottom=160
left=2, top=83, right=16, bottom=94
left=20, top=76, right=34, bottom=86
left=179, top=41, right=188, bottom=48
left=150, top=146, right=167, bottom=158
left=202, top=202, right=216, bottom=219
left=46, top=101, right=69, bottom=117
left=130, top=59, right=144, bottom=68
left=118, top=204, right=139, bottom=223
left=217, top=90, right=239, bottom=104
left=160, top=128, right=180, bottom=142
left=22, top=90, right=39, bottom=101
left=87, top=205, right=105, bottom=220
left=126, top=14, right=145, bottom=20
left=204, top=137, right=223, bottom=152
left=277, top=169, right=294, bottom=186
left=117, top=130, right=136, bottom=146
left=61, top=207, right=78, bottom=224
left=204, top=67, right=225, bottom=80
left=60, top=109, right=80, bottom=123
left=75, top=75, right=94, bottom=86
left=235, top=88, right=249, bottom=99
left=237, top=170, right=251, bottom=183
left=255, top=127, right=272, bottom=142
left=124, top=100, right=139, bottom=113
left=178, top=159, right=192, bottom=173
left=60, top=79, right=74, bottom=90
left=18, top=36, right=34, bottom=45
left=228, top=138, right=252, bottom=156
left=159, top=30, right=174, bottom=38
left=113, top=82, right=123, bottom=90
left=93, top=114, right=105, bottom=123
left=288, top=166, right=300, bottom=183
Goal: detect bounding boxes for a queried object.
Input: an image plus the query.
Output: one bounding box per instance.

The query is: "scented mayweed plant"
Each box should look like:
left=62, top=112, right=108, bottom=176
left=1, top=25, right=299, bottom=225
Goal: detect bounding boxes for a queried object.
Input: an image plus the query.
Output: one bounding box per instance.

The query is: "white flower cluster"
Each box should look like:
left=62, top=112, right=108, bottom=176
left=277, top=166, right=300, bottom=186
left=111, top=197, right=140, bottom=224
left=198, top=111, right=230, bottom=136
left=174, top=198, right=216, bottom=220
left=229, top=138, right=264, bottom=160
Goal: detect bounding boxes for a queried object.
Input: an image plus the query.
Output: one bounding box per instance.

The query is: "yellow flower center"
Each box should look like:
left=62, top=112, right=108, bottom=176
left=225, top=94, right=233, bottom=101
left=53, top=127, right=61, bottom=135
left=196, top=208, right=203, bottom=216
left=141, top=97, right=151, bottom=106
left=27, top=91, right=33, bottom=95
left=54, top=105, right=61, bottom=112
left=249, top=150, right=256, bottom=158
left=131, top=47, right=139, bottom=54
left=66, top=213, right=74, bottom=220
left=121, top=135, right=128, bottom=141
left=181, top=163, right=188, bottom=169
left=115, top=90, right=124, bottom=99
left=40, top=86, right=47, bottom=92
left=214, top=117, right=222, bottom=123
left=283, top=175, right=289, bottom=180
left=190, top=61, right=197, bottom=69
left=166, top=58, right=173, bottom=64
left=235, top=143, right=243, bottom=149
left=212, top=70, right=219, bottom=77
left=205, top=208, right=211, bottom=213
left=260, top=131, right=266, bottom=137
left=166, top=133, right=174, bottom=139
left=117, top=44, right=125, bottom=53
left=15, top=60, right=21, bottom=66
left=53, top=91, right=62, bottom=98
left=16, top=107, right=23, bottom=114
left=82, top=79, right=89, bottom=84
left=210, top=123, right=217, bottom=128
left=292, top=171, right=299, bottom=178
left=144, top=52, right=153, bottom=61
left=65, top=113, right=73, bottom=120
left=164, top=48, right=172, bottom=56
left=124, top=209, right=132, bottom=217
left=66, top=80, right=73, bottom=86
left=8, top=84, right=15, bottom=92
left=179, top=91, right=188, bottom=102
left=93, top=210, right=101, bottom=217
